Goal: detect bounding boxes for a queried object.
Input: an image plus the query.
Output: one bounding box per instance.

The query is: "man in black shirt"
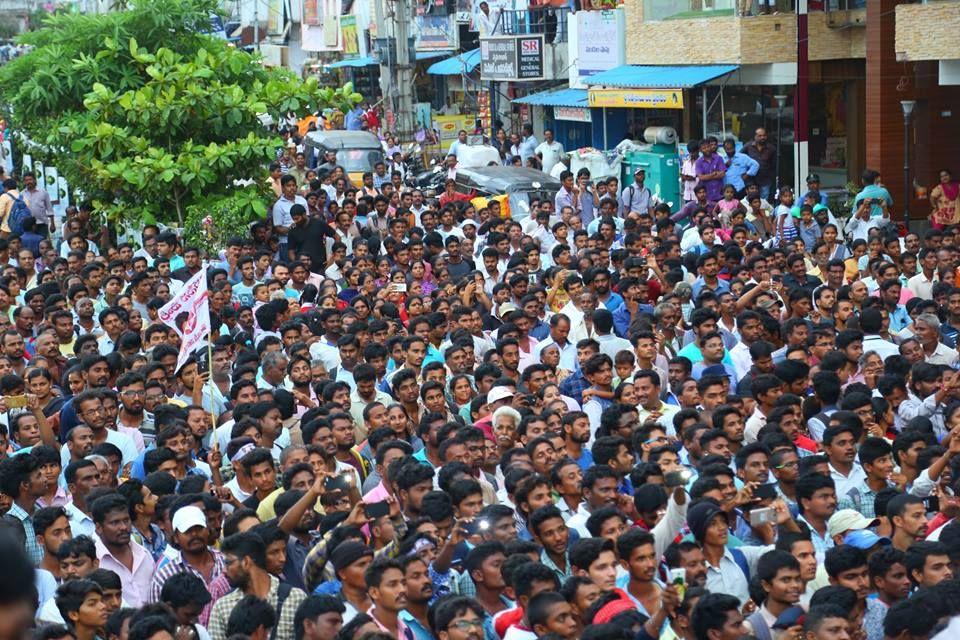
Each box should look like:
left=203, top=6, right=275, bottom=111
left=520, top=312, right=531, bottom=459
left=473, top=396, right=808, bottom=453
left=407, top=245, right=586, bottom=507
left=287, top=204, right=337, bottom=266
left=444, top=235, right=475, bottom=282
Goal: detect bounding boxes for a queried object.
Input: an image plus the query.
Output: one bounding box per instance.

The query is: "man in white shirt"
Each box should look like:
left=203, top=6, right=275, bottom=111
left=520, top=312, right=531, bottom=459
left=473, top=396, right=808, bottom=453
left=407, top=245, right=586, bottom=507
left=908, top=248, right=939, bottom=300
left=535, top=129, right=564, bottom=174
left=272, top=175, right=307, bottom=256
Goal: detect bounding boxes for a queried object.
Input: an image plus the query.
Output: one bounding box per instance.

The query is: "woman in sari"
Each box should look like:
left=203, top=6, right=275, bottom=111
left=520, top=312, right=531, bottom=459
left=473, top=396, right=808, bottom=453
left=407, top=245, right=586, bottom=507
left=930, top=169, right=960, bottom=229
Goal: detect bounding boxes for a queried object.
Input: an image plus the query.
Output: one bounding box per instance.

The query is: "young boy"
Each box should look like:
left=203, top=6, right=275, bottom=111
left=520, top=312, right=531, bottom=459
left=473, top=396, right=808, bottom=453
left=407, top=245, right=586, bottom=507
left=744, top=550, right=803, bottom=638
left=55, top=580, right=109, bottom=640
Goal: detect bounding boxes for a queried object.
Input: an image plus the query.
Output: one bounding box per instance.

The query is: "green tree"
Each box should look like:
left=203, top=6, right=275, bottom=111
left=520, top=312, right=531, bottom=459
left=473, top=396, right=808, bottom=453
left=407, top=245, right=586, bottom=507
left=0, top=0, right=362, bottom=228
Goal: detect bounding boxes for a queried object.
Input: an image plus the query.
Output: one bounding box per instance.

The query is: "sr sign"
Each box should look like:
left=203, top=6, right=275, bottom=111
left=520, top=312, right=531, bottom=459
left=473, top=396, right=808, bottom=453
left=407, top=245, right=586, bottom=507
left=480, top=35, right=545, bottom=81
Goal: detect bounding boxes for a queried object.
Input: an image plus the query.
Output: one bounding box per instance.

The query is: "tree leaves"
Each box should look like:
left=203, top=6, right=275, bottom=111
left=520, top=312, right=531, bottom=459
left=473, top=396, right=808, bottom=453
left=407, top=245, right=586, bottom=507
left=0, top=0, right=363, bottom=228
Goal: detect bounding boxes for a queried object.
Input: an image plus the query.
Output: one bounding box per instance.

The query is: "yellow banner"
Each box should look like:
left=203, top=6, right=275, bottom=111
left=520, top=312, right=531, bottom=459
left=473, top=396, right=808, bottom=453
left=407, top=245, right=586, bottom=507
left=434, top=114, right=476, bottom=150
left=588, top=88, right=684, bottom=109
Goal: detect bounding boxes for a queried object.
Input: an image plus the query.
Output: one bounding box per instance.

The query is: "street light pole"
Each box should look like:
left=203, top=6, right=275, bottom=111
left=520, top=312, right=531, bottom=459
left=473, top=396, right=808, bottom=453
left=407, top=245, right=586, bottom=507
left=774, top=94, right=787, bottom=195
left=901, top=100, right=916, bottom=230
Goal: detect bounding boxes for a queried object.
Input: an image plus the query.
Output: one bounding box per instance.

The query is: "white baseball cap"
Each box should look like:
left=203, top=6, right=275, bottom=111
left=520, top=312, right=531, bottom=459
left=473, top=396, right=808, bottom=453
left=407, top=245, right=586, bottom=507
left=827, top=509, right=879, bottom=539
left=172, top=505, right=207, bottom=534
left=487, top=386, right=515, bottom=405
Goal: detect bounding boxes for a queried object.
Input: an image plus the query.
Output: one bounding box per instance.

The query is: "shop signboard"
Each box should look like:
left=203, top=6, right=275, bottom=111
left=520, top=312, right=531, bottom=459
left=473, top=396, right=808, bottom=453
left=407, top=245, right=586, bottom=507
left=587, top=88, right=684, bottom=109
left=554, top=106, right=591, bottom=122
left=575, top=10, right=624, bottom=83
left=415, top=15, right=459, bottom=50
left=479, top=35, right=544, bottom=81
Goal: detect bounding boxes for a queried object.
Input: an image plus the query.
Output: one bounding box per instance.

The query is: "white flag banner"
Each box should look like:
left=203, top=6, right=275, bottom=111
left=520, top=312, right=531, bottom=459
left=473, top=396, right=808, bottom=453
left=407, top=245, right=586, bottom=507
left=157, top=270, right=210, bottom=372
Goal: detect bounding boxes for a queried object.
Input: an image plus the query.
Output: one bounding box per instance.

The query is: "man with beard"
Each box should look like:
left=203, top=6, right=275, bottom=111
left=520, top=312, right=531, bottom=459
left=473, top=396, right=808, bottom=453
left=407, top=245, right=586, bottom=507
left=151, top=505, right=226, bottom=611
left=90, top=493, right=153, bottom=607
left=365, top=558, right=411, bottom=638
left=116, top=373, right=147, bottom=436
left=209, top=532, right=307, bottom=640
left=330, top=411, right=369, bottom=482
left=274, top=487, right=320, bottom=591
left=34, top=330, right=67, bottom=383
left=888, top=494, right=929, bottom=552
left=664, top=541, right=708, bottom=590
left=394, top=460, right=435, bottom=521
left=412, top=412, right=446, bottom=470
left=349, top=364, right=392, bottom=440
left=287, top=356, right=315, bottom=416
left=1, top=451, right=48, bottom=564
left=64, top=458, right=100, bottom=537
left=249, top=402, right=285, bottom=462
left=618, top=529, right=665, bottom=616
left=399, top=555, right=435, bottom=640
left=561, top=412, right=591, bottom=471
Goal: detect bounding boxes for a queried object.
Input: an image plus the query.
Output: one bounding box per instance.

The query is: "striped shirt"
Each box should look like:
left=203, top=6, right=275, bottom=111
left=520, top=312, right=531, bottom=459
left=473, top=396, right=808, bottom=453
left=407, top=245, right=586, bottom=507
left=150, top=549, right=226, bottom=623
left=8, top=503, right=42, bottom=565
left=208, top=575, right=306, bottom=640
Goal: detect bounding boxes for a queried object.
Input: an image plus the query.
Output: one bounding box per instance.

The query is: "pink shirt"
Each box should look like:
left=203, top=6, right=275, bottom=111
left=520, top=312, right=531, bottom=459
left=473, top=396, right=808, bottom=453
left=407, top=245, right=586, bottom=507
left=368, top=605, right=412, bottom=640
left=36, top=486, right=71, bottom=508
left=362, top=480, right=390, bottom=504
left=95, top=536, right=154, bottom=608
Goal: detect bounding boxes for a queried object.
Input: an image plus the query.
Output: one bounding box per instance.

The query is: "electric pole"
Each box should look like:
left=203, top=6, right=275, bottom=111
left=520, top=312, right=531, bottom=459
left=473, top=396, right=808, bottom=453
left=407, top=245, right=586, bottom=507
left=394, top=0, right=414, bottom=140
left=374, top=0, right=415, bottom=139
left=254, top=0, right=260, bottom=52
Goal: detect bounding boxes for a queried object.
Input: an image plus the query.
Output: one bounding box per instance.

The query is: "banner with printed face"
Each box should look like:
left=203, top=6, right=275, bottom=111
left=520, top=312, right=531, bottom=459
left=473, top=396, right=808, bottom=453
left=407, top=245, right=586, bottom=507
left=158, top=270, right=210, bottom=372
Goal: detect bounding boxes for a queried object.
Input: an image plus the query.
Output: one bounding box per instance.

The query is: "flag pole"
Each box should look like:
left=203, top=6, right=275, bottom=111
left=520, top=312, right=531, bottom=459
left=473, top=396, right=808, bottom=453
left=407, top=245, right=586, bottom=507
left=207, top=329, right=217, bottom=446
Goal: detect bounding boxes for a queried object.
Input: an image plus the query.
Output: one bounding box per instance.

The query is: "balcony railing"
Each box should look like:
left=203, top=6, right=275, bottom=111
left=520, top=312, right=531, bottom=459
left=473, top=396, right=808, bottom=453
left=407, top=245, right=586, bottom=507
left=492, top=7, right=571, bottom=43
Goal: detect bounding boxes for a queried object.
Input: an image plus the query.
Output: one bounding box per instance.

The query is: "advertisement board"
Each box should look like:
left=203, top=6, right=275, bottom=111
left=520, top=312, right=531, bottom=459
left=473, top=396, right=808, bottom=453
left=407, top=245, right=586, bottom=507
left=587, top=88, right=684, bottom=109
left=415, top=15, right=459, bottom=50
left=479, top=35, right=544, bottom=81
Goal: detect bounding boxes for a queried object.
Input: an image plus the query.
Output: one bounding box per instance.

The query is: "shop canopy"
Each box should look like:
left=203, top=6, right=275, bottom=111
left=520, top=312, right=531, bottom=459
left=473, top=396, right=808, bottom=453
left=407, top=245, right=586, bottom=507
left=513, top=87, right=588, bottom=108
left=584, top=64, right=739, bottom=88
left=427, top=49, right=481, bottom=76
left=325, top=56, right=378, bottom=69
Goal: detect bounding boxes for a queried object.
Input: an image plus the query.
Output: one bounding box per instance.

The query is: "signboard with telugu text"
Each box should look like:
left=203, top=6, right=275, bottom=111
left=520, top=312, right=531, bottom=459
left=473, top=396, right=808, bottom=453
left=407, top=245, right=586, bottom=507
left=479, top=35, right=544, bottom=81
left=587, top=88, right=684, bottom=109
left=554, top=106, right=591, bottom=122
left=576, top=10, right=624, bottom=82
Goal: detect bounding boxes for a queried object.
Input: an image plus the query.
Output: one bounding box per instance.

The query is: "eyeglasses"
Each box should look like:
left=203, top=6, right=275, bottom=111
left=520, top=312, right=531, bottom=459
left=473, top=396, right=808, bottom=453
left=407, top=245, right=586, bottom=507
left=775, top=461, right=799, bottom=470
left=121, top=390, right=145, bottom=397
left=450, top=620, right=484, bottom=631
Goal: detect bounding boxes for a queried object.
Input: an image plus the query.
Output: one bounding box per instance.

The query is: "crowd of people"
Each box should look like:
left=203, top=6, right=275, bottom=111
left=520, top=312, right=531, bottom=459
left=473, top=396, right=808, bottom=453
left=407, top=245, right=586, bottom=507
left=1, top=126, right=960, bottom=640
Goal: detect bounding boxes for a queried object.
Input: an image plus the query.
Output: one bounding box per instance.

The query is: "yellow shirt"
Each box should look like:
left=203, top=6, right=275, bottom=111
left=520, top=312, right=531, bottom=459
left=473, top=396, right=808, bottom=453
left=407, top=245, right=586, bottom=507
left=255, top=487, right=325, bottom=521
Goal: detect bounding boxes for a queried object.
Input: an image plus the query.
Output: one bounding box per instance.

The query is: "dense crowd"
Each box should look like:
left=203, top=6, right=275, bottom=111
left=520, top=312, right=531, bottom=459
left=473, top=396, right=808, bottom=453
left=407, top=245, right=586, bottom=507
left=0, top=128, right=959, bottom=640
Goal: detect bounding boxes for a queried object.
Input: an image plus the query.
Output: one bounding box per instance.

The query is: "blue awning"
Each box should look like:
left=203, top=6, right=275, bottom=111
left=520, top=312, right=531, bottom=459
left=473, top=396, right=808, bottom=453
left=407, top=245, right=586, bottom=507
left=584, top=64, right=738, bottom=88
left=325, top=56, right=378, bottom=69
left=513, top=87, right=588, bottom=108
left=426, top=49, right=480, bottom=76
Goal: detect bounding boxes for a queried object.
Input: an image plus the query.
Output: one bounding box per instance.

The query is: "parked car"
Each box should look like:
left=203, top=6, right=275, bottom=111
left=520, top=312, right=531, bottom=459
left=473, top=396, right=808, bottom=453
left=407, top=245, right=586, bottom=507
left=452, top=166, right=561, bottom=221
